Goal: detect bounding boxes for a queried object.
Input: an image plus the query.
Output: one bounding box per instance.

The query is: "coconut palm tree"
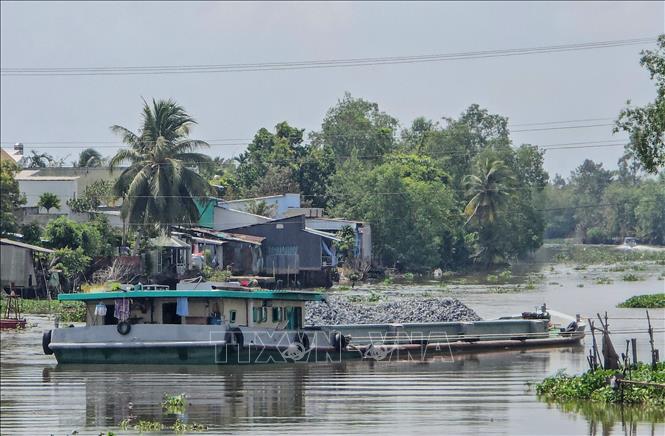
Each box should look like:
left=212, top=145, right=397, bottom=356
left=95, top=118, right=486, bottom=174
left=22, top=151, right=54, bottom=168
left=463, top=159, right=514, bottom=225
left=77, top=148, right=103, bottom=167
left=463, top=159, right=515, bottom=267
left=109, top=99, right=212, bottom=232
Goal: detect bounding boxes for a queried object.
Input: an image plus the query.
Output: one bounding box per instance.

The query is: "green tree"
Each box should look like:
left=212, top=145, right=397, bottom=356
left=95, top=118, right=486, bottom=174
left=463, top=159, right=516, bottom=266
left=569, top=159, right=613, bottom=238
left=50, top=247, right=91, bottom=290
left=66, top=179, right=114, bottom=213
left=235, top=122, right=304, bottom=195
left=77, top=148, right=103, bottom=167
left=20, top=222, right=42, bottom=245
left=44, top=216, right=82, bottom=249
left=38, top=192, right=61, bottom=214
left=0, top=160, right=26, bottom=236
left=44, top=215, right=108, bottom=256
left=330, top=153, right=462, bottom=270
left=109, top=98, right=212, bottom=232
left=463, top=159, right=514, bottom=225
left=314, top=92, right=398, bottom=162
left=615, top=34, right=665, bottom=173
left=414, top=105, right=511, bottom=194
left=635, top=177, right=665, bottom=244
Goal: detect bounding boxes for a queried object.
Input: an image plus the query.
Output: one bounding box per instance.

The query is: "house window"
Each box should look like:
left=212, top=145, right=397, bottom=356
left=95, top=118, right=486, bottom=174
left=272, top=307, right=282, bottom=322
left=229, top=310, right=237, bottom=324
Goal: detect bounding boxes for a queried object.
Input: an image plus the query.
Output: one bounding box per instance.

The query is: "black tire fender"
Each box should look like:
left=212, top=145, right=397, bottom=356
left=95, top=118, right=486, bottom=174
left=42, top=330, right=54, bottom=355
left=229, top=327, right=244, bottom=347
left=117, top=321, right=131, bottom=335
left=294, top=331, right=310, bottom=350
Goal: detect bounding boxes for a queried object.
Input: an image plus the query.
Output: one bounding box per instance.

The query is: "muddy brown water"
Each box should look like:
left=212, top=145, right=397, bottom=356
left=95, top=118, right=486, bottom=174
left=1, top=248, right=664, bottom=435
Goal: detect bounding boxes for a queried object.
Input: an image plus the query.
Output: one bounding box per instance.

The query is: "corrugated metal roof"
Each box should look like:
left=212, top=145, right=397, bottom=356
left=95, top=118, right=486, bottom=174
left=0, top=238, right=54, bottom=253
left=150, top=235, right=190, bottom=248
left=191, top=236, right=226, bottom=246
left=304, top=227, right=341, bottom=241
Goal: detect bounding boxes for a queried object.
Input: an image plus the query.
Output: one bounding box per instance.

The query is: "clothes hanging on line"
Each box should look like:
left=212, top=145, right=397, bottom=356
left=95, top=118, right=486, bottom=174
left=94, top=303, right=107, bottom=317
left=114, top=299, right=130, bottom=321
left=176, top=297, right=189, bottom=317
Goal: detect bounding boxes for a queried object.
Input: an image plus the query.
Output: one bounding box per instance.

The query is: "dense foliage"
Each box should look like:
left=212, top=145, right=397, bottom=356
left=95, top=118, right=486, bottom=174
left=537, top=363, right=665, bottom=406
left=209, top=98, right=550, bottom=270
left=544, top=156, right=665, bottom=245
left=615, top=34, right=665, bottom=173
left=0, top=160, right=25, bottom=236
left=0, top=294, right=86, bottom=322
left=44, top=215, right=120, bottom=257
left=618, top=293, right=665, bottom=308
left=66, top=179, right=114, bottom=213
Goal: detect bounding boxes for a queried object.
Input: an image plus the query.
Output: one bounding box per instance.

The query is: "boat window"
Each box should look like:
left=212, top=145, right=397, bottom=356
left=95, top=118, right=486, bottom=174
left=261, top=307, right=268, bottom=323
left=252, top=307, right=262, bottom=323
left=272, top=307, right=282, bottom=322
left=229, top=310, right=237, bottom=324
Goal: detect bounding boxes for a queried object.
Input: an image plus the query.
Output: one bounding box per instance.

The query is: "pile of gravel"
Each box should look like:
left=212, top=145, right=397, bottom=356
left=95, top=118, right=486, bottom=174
left=305, top=294, right=481, bottom=326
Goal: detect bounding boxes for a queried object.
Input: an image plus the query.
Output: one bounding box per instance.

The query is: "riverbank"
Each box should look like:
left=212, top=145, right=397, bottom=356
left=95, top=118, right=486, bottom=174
left=0, top=295, right=85, bottom=323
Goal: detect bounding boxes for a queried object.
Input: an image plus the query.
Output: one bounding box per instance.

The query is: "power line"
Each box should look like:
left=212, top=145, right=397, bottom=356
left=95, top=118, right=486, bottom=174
left=1, top=37, right=656, bottom=77
left=11, top=140, right=628, bottom=170
left=509, top=117, right=615, bottom=127
left=1, top=116, right=627, bottom=147
left=511, top=123, right=615, bottom=133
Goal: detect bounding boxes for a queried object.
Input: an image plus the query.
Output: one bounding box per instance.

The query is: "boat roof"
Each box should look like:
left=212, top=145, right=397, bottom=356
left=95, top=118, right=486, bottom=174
left=58, top=289, right=323, bottom=302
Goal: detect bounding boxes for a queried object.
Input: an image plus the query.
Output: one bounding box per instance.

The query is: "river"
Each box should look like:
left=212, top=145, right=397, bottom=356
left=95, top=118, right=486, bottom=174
left=1, top=244, right=664, bottom=435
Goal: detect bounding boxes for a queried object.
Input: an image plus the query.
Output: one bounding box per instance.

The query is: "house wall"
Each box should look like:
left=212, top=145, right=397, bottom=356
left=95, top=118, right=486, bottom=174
left=230, top=216, right=323, bottom=274
left=17, top=168, right=117, bottom=215
left=18, top=178, right=79, bottom=213
left=0, top=244, right=35, bottom=289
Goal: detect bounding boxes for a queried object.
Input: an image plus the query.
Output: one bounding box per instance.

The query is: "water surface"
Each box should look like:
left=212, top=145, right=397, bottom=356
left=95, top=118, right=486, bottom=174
left=1, top=249, right=663, bottom=435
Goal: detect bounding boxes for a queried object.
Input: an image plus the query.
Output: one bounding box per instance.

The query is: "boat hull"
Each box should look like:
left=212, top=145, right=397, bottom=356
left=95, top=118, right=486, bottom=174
left=50, top=334, right=585, bottom=365
left=0, top=318, right=26, bottom=329
left=46, top=318, right=586, bottom=365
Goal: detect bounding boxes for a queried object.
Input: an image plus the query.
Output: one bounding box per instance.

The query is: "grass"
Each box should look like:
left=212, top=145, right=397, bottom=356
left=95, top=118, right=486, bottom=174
left=593, top=277, right=613, bottom=285
left=536, top=363, right=665, bottom=407
left=622, top=273, right=643, bottom=282
left=0, top=295, right=86, bottom=322
left=162, top=393, right=187, bottom=414
left=618, top=293, right=665, bottom=309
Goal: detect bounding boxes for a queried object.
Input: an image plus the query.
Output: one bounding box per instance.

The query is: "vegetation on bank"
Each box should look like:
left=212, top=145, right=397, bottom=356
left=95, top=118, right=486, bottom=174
left=536, top=363, right=665, bottom=407
left=0, top=295, right=85, bottom=322
left=0, top=35, right=662, bottom=277
left=553, top=243, right=665, bottom=265
left=618, top=293, right=665, bottom=308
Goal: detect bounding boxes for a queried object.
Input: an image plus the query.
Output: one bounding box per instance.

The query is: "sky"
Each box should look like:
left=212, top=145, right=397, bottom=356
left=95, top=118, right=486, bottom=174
left=1, top=1, right=663, bottom=177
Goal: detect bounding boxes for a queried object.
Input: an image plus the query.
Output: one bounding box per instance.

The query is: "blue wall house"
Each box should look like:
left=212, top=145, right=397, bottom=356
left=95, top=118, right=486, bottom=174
left=227, top=215, right=339, bottom=288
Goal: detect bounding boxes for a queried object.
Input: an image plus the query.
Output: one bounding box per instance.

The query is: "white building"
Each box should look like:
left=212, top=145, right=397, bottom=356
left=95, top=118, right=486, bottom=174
left=16, top=167, right=117, bottom=214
